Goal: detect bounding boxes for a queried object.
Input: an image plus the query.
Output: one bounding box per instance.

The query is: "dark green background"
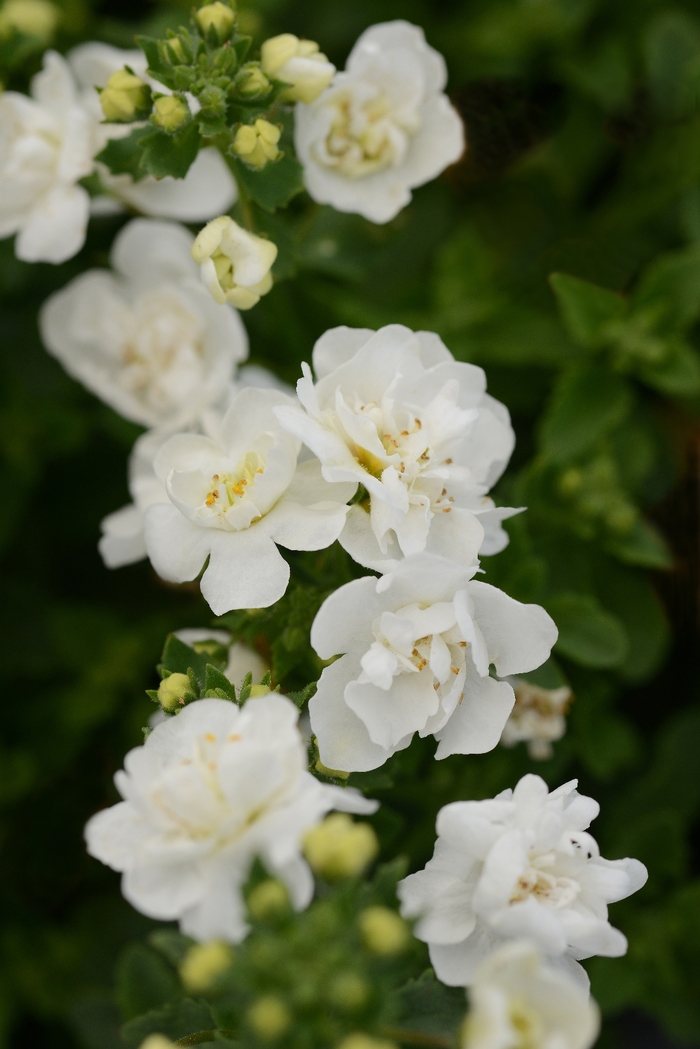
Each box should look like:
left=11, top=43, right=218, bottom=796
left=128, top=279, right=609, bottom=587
left=2, top=0, right=700, bottom=1044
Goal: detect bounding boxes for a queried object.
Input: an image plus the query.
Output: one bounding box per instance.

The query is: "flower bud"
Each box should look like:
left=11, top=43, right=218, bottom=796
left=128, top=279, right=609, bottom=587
left=165, top=35, right=187, bottom=63
left=139, top=1037, right=176, bottom=1049
left=329, top=972, right=369, bottom=1011
left=152, top=95, right=190, bottom=132
left=232, top=119, right=282, bottom=171
left=100, top=69, right=151, bottom=123
left=196, top=1, right=235, bottom=42
left=336, top=1035, right=398, bottom=1049
left=179, top=940, right=233, bottom=992
left=247, top=878, right=290, bottom=919
left=157, top=672, right=193, bottom=713
left=0, top=0, right=58, bottom=39
left=247, top=996, right=292, bottom=1040
left=359, top=907, right=410, bottom=956
left=235, top=64, right=271, bottom=99
left=260, top=33, right=335, bottom=104
left=191, top=216, right=277, bottom=310
left=303, top=813, right=378, bottom=880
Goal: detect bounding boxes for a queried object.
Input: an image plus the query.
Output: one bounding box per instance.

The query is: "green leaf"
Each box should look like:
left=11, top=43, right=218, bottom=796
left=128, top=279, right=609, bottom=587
left=232, top=152, right=305, bottom=212
left=95, top=127, right=153, bottom=181
left=546, top=592, right=628, bottom=668
left=121, top=999, right=215, bottom=1048
left=136, top=34, right=179, bottom=89
left=540, top=362, right=633, bottom=463
left=116, top=943, right=180, bottom=1021
left=593, top=560, right=670, bottom=681
left=394, top=969, right=466, bottom=1039
left=604, top=517, right=674, bottom=570
left=549, top=272, right=627, bottom=348
left=633, top=247, right=700, bottom=331
left=637, top=339, right=700, bottom=397
left=139, top=124, right=201, bottom=179
left=286, top=681, right=316, bottom=708
left=204, top=663, right=237, bottom=701
left=159, top=635, right=210, bottom=690
left=149, top=930, right=196, bottom=968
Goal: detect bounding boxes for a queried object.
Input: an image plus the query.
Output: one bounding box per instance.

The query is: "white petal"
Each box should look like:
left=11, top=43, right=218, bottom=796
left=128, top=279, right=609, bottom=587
left=345, top=670, right=437, bottom=749
left=99, top=503, right=146, bottom=567
left=309, top=655, right=396, bottom=773
left=312, top=325, right=375, bottom=378
left=116, top=148, right=237, bottom=221
left=310, top=575, right=382, bottom=659
left=468, top=581, right=558, bottom=677
left=143, top=503, right=211, bottom=583
left=200, top=526, right=290, bottom=614
left=434, top=669, right=515, bottom=758
left=15, top=183, right=90, bottom=264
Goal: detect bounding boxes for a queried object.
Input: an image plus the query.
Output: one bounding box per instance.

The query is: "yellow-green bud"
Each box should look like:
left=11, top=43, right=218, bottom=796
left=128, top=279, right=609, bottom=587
left=329, top=972, right=369, bottom=1011
left=247, top=996, right=292, bottom=1040
left=303, top=813, right=378, bottom=880
left=0, top=0, right=58, bottom=38
left=100, top=69, right=151, bottom=123
left=558, top=468, right=582, bottom=497
left=152, top=95, right=190, bottom=132
left=249, top=683, right=271, bottom=697
left=196, top=1, right=235, bottom=42
left=247, top=878, right=290, bottom=919
left=157, top=672, right=193, bottom=713
left=260, top=33, right=335, bottom=104
left=166, top=36, right=186, bottom=63
left=179, top=940, right=232, bottom=992
left=232, top=119, right=282, bottom=171
left=235, top=64, right=271, bottom=99
left=139, top=1037, right=177, bottom=1049
left=359, top=907, right=410, bottom=956
left=336, top=1034, right=398, bottom=1049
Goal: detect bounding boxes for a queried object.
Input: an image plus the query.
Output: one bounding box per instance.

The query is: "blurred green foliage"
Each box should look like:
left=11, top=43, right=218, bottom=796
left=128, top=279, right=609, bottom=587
left=2, top=0, right=700, bottom=1046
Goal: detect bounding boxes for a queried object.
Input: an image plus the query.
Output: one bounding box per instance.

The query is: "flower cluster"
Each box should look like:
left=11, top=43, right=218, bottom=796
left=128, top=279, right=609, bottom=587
left=16, top=7, right=652, bottom=1044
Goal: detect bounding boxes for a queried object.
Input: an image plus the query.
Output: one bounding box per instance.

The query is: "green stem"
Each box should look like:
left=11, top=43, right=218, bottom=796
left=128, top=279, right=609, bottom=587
left=175, top=1030, right=236, bottom=1046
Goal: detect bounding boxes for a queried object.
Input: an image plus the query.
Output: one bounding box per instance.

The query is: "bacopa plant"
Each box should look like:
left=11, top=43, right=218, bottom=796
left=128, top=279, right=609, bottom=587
left=1, top=0, right=699, bottom=1047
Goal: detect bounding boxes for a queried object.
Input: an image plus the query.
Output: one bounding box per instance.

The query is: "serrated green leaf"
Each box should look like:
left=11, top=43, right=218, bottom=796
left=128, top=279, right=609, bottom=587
left=394, top=969, right=466, bottom=1038
left=286, top=681, right=316, bottom=708
left=121, top=999, right=214, bottom=1048
left=116, top=943, right=180, bottom=1022
left=160, top=635, right=210, bottom=689
left=204, top=663, right=237, bottom=700
left=95, top=127, right=153, bottom=181
left=549, top=272, right=628, bottom=348
left=546, top=592, right=629, bottom=668
left=540, top=362, right=633, bottom=463
left=232, top=152, right=305, bottom=212
left=139, top=124, right=201, bottom=179
left=136, top=34, right=178, bottom=89
left=633, top=247, right=700, bottom=331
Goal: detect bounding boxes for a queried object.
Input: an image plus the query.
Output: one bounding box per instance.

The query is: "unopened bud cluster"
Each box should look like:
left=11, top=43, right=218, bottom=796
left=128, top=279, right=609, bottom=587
left=100, top=69, right=152, bottom=123
left=233, top=119, right=282, bottom=170
left=557, top=452, right=638, bottom=539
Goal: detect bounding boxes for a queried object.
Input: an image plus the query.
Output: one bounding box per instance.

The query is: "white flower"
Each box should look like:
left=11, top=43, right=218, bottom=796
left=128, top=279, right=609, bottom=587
left=191, top=215, right=278, bottom=310
left=294, top=21, right=464, bottom=224
left=500, top=678, right=572, bottom=760
left=40, top=218, right=248, bottom=430
left=463, top=942, right=600, bottom=1049
left=309, top=555, right=557, bottom=773
left=85, top=694, right=377, bottom=942
left=99, top=369, right=293, bottom=570
left=143, top=386, right=355, bottom=614
left=260, top=34, right=335, bottom=104
left=0, top=50, right=93, bottom=263
left=68, top=42, right=237, bottom=222
left=275, top=325, right=519, bottom=571
left=398, top=774, right=648, bottom=987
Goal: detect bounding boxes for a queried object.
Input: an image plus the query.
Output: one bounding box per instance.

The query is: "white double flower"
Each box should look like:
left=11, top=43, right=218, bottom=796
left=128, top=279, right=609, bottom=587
left=85, top=694, right=376, bottom=942
left=398, top=774, right=648, bottom=988
left=0, top=44, right=236, bottom=263
left=275, top=324, right=520, bottom=571
left=309, top=554, right=557, bottom=772
left=295, top=21, right=464, bottom=223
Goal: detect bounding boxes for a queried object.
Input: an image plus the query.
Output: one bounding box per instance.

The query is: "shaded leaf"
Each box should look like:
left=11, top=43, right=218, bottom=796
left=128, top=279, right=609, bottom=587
left=540, top=362, right=633, bottom=463
left=549, top=272, right=627, bottom=348
left=546, top=592, right=628, bottom=668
